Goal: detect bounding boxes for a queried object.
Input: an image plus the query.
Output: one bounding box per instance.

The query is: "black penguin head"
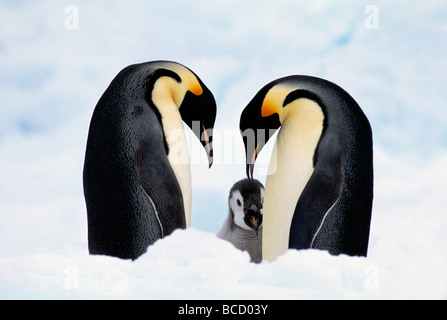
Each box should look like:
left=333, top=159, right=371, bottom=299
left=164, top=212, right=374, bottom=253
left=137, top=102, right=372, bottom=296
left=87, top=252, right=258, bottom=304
left=149, top=61, right=216, bottom=167
left=228, top=179, right=264, bottom=235
left=179, top=80, right=216, bottom=168
left=240, top=76, right=327, bottom=179
left=239, top=79, right=282, bottom=180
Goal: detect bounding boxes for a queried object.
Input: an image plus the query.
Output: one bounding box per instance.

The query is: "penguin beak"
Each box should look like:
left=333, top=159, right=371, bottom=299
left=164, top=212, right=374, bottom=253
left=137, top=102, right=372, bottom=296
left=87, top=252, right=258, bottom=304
left=244, top=204, right=263, bottom=236
left=245, top=143, right=259, bottom=180
left=201, top=124, right=214, bottom=168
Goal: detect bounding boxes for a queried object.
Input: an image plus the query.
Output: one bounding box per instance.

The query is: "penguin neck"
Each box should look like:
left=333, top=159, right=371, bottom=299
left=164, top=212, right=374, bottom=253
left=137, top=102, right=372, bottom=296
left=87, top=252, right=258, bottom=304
left=152, top=96, right=192, bottom=227
left=263, top=98, right=324, bottom=261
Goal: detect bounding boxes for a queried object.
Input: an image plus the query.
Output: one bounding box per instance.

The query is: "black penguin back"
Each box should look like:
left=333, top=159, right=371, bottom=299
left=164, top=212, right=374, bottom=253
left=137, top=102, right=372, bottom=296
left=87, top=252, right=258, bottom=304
left=83, top=63, right=182, bottom=259
left=287, top=76, right=373, bottom=256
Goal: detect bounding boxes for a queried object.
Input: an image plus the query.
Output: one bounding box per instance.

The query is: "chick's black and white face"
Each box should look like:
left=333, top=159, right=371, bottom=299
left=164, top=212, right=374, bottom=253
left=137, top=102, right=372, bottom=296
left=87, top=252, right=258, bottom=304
left=229, top=181, right=264, bottom=231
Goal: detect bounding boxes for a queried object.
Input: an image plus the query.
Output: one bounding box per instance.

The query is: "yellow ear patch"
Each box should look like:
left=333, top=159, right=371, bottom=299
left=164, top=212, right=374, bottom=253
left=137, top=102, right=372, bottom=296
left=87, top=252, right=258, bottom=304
left=152, top=62, right=204, bottom=108
left=261, top=84, right=295, bottom=118
left=261, top=98, right=279, bottom=117
left=164, top=62, right=203, bottom=96
left=189, top=82, right=203, bottom=96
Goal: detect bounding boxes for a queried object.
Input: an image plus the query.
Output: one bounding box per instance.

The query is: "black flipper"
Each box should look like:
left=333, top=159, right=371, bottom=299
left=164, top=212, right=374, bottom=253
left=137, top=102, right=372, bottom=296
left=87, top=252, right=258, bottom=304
left=135, top=140, right=186, bottom=237
left=289, top=135, right=343, bottom=251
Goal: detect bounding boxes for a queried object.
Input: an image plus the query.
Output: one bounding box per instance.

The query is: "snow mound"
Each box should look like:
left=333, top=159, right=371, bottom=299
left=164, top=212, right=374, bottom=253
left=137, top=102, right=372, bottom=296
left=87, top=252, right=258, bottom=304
left=0, top=229, right=392, bottom=299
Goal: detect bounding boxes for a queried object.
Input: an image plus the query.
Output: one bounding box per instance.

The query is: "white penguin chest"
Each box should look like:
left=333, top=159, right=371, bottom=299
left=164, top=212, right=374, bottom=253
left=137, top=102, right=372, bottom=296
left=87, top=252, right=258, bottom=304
left=160, top=103, right=192, bottom=227
left=262, top=99, right=324, bottom=261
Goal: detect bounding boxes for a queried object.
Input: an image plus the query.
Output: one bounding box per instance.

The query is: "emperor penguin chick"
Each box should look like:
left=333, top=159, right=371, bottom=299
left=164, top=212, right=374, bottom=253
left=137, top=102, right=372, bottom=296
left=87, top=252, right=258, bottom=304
left=217, top=179, right=264, bottom=263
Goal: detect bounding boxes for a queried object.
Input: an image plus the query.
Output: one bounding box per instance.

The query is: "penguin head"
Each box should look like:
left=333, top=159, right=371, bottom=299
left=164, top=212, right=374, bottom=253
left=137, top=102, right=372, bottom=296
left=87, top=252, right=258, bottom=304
left=240, top=76, right=326, bottom=178
left=228, top=179, right=264, bottom=235
left=150, top=61, right=216, bottom=167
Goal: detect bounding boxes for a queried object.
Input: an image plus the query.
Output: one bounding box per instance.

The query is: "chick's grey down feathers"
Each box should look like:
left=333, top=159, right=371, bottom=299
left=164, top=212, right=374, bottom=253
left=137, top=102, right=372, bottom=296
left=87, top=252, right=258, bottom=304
left=217, top=179, right=264, bottom=263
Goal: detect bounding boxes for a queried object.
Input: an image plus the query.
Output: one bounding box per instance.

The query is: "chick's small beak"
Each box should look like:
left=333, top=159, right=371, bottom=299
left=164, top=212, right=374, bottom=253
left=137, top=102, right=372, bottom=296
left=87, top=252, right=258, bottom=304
left=244, top=204, right=262, bottom=236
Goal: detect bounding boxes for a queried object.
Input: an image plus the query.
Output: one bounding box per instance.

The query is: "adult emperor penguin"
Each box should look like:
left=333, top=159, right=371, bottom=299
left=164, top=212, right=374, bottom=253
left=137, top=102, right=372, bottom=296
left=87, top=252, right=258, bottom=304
left=239, top=75, right=373, bottom=262
left=217, top=179, right=264, bottom=263
left=83, top=61, right=216, bottom=260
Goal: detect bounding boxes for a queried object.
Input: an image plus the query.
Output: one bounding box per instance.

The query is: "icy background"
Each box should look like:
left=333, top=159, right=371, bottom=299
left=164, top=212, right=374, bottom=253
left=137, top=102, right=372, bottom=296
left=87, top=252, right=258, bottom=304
left=1, top=0, right=446, bottom=299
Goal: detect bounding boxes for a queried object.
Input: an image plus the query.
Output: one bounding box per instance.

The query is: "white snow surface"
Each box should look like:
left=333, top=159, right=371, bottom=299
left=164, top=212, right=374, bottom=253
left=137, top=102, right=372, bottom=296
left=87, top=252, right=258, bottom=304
left=1, top=0, right=447, bottom=299
left=2, top=226, right=447, bottom=299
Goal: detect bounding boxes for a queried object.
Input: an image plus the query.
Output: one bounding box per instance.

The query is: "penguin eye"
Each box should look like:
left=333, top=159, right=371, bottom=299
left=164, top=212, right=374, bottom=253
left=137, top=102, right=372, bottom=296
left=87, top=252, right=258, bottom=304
left=236, top=199, right=242, bottom=207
